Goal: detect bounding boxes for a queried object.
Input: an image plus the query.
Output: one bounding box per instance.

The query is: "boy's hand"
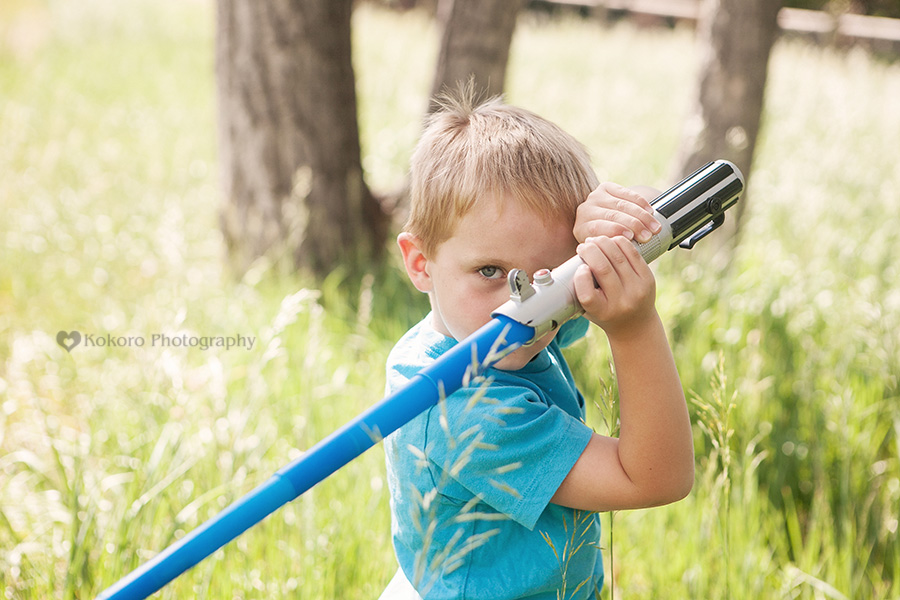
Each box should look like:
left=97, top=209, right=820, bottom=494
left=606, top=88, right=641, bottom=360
left=574, top=183, right=661, bottom=244
left=573, top=235, right=657, bottom=337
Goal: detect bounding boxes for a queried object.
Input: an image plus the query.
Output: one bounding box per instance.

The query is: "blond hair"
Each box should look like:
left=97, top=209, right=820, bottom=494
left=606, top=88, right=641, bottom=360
left=406, top=91, right=599, bottom=258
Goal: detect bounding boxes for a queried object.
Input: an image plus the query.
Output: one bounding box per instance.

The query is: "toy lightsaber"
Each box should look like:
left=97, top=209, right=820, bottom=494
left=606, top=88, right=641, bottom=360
left=97, top=159, right=743, bottom=600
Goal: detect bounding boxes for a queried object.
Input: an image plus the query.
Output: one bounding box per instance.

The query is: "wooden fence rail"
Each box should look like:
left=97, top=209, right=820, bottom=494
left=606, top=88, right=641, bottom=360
left=536, top=0, right=900, bottom=53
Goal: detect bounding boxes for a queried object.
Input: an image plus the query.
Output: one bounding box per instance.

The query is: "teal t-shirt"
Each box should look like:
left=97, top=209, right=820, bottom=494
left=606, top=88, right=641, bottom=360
left=383, top=315, right=603, bottom=599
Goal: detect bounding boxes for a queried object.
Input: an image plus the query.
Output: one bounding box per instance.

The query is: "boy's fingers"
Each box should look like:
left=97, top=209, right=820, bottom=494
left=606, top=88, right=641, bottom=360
left=615, top=235, right=652, bottom=276
left=574, top=217, right=633, bottom=243
left=580, top=208, right=658, bottom=243
left=578, top=184, right=662, bottom=243
left=573, top=263, right=606, bottom=315
left=575, top=236, right=657, bottom=327
left=577, top=238, right=624, bottom=298
left=582, top=236, right=650, bottom=290
left=601, top=182, right=654, bottom=213
left=593, top=235, right=637, bottom=281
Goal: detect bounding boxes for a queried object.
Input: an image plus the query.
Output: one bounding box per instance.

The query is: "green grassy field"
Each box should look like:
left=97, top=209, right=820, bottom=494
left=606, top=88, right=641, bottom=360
left=2, top=1, right=899, bottom=598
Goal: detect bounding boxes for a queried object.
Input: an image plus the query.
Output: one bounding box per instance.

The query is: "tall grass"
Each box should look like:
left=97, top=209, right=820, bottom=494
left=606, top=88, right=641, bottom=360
left=1, top=1, right=898, bottom=598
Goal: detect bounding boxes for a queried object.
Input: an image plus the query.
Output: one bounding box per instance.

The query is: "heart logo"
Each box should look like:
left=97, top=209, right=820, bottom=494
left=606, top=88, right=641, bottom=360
left=57, top=330, right=81, bottom=352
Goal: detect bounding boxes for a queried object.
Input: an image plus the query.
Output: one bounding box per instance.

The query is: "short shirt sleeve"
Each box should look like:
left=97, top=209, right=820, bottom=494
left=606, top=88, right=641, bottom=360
left=420, top=363, right=593, bottom=530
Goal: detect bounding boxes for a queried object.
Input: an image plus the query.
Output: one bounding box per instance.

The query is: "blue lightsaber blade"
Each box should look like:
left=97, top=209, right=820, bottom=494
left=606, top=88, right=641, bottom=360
left=97, top=317, right=535, bottom=600
left=97, top=159, right=743, bottom=600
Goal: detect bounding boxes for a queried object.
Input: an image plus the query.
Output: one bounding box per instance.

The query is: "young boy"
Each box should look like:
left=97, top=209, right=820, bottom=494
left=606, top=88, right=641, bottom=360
left=380, top=94, right=694, bottom=599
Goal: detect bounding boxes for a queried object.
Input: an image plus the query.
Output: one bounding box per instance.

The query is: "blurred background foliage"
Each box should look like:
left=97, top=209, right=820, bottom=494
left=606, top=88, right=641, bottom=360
left=1, top=0, right=898, bottom=599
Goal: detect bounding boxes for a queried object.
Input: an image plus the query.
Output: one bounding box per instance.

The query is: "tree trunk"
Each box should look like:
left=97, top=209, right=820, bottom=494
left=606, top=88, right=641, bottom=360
left=428, top=0, right=524, bottom=111
left=674, top=0, right=782, bottom=232
left=384, top=0, right=522, bottom=221
left=217, top=0, right=387, bottom=278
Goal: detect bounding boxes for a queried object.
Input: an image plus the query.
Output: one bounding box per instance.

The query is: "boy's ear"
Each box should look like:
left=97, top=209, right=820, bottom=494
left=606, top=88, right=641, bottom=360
left=397, top=232, right=433, bottom=293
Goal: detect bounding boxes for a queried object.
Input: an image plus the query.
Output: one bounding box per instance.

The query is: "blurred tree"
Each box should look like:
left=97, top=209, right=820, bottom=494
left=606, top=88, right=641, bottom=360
left=217, top=0, right=389, bottom=279
left=385, top=0, right=523, bottom=220
left=428, top=0, right=524, bottom=112
left=673, top=0, right=783, bottom=236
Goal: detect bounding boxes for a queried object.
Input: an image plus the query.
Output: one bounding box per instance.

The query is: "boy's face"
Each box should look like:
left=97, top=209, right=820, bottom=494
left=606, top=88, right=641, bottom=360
left=400, top=195, right=577, bottom=370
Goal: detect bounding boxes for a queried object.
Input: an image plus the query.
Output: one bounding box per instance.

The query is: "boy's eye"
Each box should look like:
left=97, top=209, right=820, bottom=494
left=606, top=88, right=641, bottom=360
left=478, top=266, right=505, bottom=280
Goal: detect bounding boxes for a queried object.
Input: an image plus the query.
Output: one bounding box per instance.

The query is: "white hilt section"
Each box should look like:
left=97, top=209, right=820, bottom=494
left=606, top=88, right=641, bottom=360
left=492, top=256, right=584, bottom=344
left=491, top=212, right=673, bottom=344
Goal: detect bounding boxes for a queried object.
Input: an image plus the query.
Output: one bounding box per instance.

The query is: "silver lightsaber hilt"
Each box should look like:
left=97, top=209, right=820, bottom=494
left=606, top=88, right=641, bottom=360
left=491, top=159, right=744, bottom=343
